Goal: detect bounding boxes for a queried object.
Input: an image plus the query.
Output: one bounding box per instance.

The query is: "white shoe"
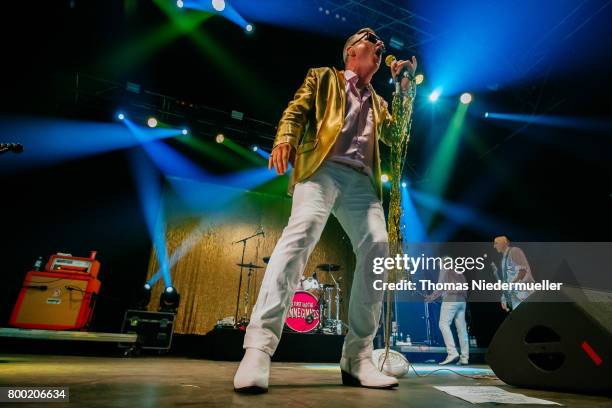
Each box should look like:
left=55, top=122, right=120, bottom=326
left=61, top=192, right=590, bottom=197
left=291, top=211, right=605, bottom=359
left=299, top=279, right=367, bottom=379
left=233, top=348, right=271, bottom=394
left=439, top=353, right=459, bottom=365
left=340, top=356, right=399, bottom=389
left=457, top=357, right=469, bottom=365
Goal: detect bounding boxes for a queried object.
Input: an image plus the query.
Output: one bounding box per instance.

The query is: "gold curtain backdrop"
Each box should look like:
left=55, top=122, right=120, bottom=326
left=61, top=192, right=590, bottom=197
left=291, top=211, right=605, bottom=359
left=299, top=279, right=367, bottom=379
left=146, top=179, right=355, bottom=335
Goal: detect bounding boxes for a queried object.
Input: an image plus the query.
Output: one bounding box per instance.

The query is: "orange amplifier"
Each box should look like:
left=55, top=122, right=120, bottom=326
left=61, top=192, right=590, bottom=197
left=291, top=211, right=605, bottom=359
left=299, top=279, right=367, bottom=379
left=46, top=251, right=100, bottom=278
left=9, top=271, right=101, bottom=330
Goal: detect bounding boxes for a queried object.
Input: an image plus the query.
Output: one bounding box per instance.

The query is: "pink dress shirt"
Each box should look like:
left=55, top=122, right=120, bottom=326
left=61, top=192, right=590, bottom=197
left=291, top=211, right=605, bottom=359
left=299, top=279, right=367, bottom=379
left=326, top=70, right=375, bottom=179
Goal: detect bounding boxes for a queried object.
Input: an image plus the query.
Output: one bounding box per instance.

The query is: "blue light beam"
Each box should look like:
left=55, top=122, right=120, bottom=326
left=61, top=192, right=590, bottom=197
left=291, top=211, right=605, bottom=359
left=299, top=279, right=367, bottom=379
left=129, top=150, right=172, bottom=288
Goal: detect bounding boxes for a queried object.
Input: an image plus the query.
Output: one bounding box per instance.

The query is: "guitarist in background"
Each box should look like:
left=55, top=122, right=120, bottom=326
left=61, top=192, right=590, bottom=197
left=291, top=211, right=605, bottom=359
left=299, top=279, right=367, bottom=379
left=424, top=256, right=469, bottom=366
left=492, top=236, right=535, bottom=311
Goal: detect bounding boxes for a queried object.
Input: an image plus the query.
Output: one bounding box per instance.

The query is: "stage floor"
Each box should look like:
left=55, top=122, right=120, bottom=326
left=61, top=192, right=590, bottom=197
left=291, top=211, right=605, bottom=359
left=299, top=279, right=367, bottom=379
left=0, top=354, right=608, bottom=407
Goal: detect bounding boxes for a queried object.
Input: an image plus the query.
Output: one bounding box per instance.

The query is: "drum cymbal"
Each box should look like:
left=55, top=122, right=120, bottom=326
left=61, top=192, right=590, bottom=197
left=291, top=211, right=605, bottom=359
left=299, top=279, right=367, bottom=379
left=316, top=263, right=341, bottom=272
left=237, top=262, right=264, bottom=269
left=262, top=256, right=271, bottom=264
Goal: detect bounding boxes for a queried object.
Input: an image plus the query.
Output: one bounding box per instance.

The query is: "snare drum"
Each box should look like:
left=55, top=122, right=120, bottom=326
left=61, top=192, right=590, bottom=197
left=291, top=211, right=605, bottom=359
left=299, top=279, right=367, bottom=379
left=285, top=291, right=320, bottom=333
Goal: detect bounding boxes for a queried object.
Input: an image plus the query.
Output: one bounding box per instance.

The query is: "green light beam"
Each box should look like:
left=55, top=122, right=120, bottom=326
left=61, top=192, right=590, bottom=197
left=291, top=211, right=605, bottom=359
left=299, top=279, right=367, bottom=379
left=424, top=101, right=469, bottom=228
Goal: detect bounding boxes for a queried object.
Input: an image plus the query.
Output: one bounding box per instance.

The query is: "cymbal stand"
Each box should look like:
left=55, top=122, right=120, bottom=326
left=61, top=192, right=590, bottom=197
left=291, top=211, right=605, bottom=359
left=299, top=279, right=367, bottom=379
left=329, top=272, right=343, bottom=335
left=242, top=265, right=256, bottom=324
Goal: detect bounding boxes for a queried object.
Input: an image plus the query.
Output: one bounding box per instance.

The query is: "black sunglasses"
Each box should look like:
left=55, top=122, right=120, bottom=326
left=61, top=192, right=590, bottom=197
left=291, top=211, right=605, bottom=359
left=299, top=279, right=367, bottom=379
left=350, top=32, right=386, bottom=54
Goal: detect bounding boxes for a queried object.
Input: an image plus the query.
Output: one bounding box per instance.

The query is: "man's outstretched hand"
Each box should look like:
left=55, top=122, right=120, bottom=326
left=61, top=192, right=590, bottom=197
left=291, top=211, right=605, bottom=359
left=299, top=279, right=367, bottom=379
left=268, top=143, right=295, bottom=175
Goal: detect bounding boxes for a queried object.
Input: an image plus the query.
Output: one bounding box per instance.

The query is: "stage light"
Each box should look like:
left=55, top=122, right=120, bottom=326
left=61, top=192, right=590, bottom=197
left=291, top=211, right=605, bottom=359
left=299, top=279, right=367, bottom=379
left=231, top=110, right=244, bottom=121
left=429, top=89, right=441, bottom=102
left=134, top=283, right=152, bottom=310
left=182, top=128, right=189, bottom=135
left=389, top=36, right=404, bottom=51
left=216, top=133, right=225, bottom=143
left=176, top=0, right=183, bottom=8
left=389, top=78, right=394, bottom=84
left=401, top=181, right=407, bottom=188
left=159, top=286, right=181, bottom=313
left=460, top=92, right=473, bottom=104
left=245, top=24, right=254, bottom=33
left=147, top=117, right=158, bottom=128
left=415, top=74, right=424, bottom=85
left=251, top=145, right=258, bottom=152
left=211, top=0, right=225, bottom=12
left=381, top=174, right=390, bottom=183
left=117, top=113, right=125, bottom=121
left=484, top=112, right=489, bottom=118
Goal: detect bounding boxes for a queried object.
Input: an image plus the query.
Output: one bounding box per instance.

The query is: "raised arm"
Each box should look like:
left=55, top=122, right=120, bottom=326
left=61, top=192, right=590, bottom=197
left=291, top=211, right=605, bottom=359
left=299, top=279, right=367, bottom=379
left=379, top=56, right=417, bottom=147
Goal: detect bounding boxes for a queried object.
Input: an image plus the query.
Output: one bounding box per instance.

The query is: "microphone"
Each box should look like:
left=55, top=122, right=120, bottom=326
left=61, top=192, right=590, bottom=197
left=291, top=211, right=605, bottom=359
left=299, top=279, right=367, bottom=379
left=385, top=55, right=409, bottom=85
left=0, top=143, right=24, bottom=153
left=384, top=54, right=397, bottom=67
left=385, top=55, right=414, bottom=81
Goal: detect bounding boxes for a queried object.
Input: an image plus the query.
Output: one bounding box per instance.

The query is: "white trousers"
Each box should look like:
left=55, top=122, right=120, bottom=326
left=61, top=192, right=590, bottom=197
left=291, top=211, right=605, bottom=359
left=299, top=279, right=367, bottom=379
left=438, top=301, right=469, bottom=359
left=244, top=161, right=389, bottom=358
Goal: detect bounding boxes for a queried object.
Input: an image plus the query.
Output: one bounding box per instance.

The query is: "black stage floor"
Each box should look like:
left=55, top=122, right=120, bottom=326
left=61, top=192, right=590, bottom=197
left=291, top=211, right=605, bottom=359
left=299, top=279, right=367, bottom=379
left=1, top=354, right=609, bottom=407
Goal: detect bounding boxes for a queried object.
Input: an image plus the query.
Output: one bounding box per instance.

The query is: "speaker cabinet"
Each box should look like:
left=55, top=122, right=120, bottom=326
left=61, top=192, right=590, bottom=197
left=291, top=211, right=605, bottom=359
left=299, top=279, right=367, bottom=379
left=487, top=286, right=611, bottom=394
left=9, top=271, right=100, bottom=330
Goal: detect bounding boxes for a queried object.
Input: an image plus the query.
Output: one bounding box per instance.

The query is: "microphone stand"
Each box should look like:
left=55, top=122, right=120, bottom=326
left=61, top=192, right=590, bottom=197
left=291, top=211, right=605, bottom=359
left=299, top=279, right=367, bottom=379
left=232, top=229, right=263, bottom=327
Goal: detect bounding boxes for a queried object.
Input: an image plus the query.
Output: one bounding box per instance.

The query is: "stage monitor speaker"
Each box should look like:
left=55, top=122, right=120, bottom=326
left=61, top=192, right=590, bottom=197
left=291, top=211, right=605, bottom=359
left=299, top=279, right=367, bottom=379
left=487, top=286, right=611, bottom=395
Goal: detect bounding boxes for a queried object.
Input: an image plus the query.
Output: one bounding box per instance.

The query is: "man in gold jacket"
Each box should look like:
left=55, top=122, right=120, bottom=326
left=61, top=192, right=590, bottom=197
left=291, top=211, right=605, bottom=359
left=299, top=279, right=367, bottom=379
left=234, top=28, right=417, bottom=393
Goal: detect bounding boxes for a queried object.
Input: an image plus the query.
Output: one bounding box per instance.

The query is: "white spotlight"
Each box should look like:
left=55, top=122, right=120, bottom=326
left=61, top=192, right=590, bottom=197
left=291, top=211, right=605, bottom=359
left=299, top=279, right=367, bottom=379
left=211, top=0, right=225, bottom=12
left=460, top=92, right=473, bottom=104
left=147, top=117, right=158, bottom=128
left=429, top=89, right=441, bottom=102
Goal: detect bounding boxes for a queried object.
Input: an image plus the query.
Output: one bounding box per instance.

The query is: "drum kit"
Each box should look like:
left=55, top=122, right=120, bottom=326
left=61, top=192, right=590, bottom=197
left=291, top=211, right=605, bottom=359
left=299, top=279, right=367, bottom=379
left=233, top=257, right=345, bottom=335
left=231, top=227, right=345, bottom=335
left=286, top=263, right=345, bottom=335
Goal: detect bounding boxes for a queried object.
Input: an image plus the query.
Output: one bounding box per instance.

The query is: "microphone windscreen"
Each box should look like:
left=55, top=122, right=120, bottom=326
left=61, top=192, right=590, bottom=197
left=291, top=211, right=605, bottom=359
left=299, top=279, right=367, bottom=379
left=385, top=54, right=396, bottom=67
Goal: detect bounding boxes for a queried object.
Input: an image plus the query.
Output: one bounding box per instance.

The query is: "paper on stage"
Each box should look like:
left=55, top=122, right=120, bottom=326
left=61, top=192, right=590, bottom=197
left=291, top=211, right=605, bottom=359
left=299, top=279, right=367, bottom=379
left=434, top=386, right=562, bottom=405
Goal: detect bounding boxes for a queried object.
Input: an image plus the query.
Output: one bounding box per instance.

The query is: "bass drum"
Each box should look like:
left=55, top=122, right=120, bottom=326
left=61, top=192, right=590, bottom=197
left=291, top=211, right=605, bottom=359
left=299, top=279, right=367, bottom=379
left=285, top=291, right=320, bottom=333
